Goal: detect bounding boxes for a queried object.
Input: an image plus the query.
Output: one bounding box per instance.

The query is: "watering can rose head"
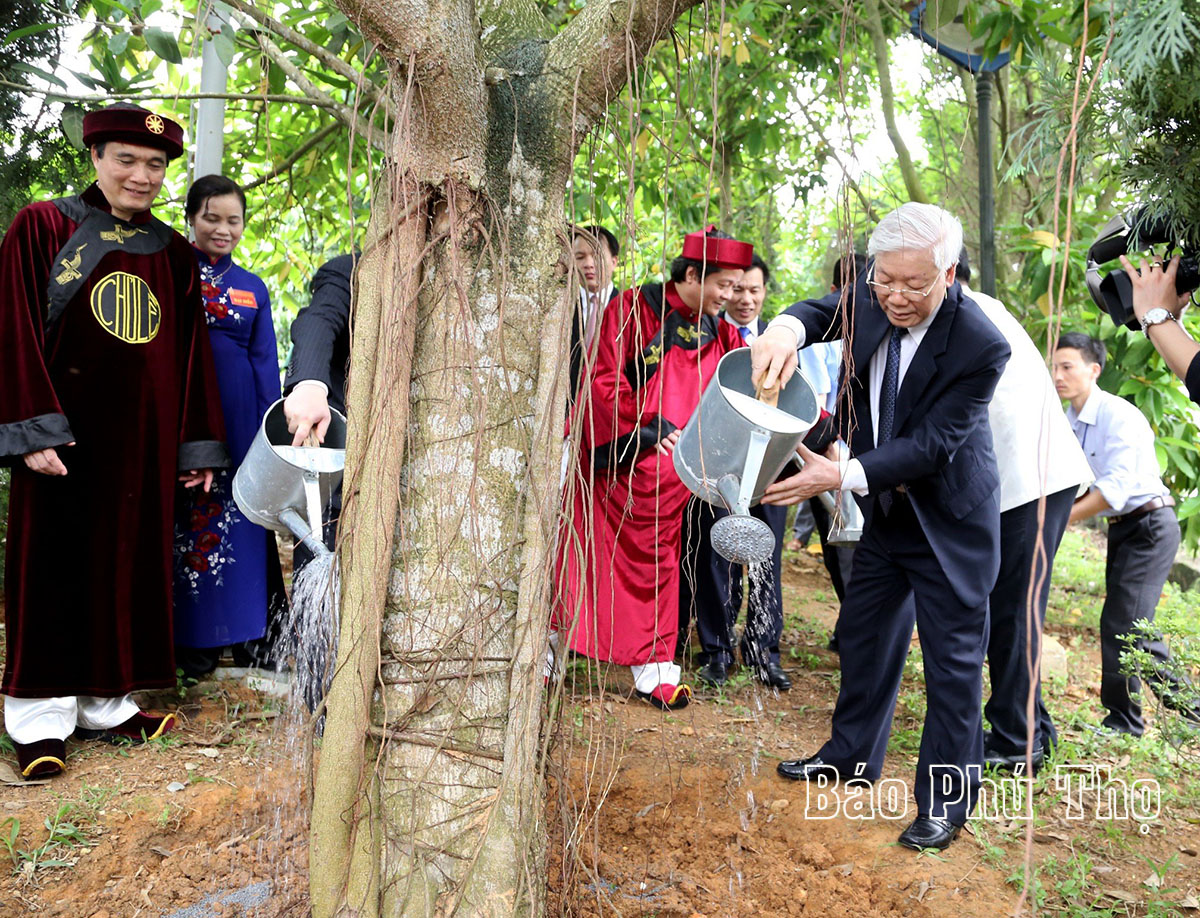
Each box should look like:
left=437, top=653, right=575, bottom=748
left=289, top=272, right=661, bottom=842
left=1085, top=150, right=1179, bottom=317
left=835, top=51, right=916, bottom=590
left=670, top=226, right=754, bottom=318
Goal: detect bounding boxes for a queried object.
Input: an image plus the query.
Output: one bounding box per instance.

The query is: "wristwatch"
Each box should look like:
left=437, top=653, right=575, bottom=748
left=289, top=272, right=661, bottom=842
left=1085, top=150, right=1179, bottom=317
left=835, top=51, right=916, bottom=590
left=1140, top=307, right=1176, bottom=336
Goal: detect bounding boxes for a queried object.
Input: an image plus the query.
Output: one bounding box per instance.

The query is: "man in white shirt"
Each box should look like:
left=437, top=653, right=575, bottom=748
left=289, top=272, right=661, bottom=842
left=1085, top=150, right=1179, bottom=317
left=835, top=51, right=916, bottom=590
left=958, top=251, right=1092, bottom=772
left=1054, top=332, right=1198, bottom=735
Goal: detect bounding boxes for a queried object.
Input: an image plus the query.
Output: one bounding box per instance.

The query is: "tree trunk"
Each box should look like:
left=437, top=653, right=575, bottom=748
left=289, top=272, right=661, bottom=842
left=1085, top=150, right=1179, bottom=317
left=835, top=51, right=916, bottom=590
left=310, top=1, right=705, bottom=915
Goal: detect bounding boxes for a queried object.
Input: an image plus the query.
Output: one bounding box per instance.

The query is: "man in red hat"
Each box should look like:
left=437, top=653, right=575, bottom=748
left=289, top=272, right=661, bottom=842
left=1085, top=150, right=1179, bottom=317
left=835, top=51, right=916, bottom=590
left=553, top=227, right=752, bottom=710
left=0, top=104, right=228, bottom=778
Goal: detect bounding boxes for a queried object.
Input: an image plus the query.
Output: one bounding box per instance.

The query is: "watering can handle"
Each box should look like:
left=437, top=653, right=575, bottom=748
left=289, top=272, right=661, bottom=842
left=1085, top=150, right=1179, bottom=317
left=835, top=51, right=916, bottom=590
left=754, top=376, right=781, bottom=408
left=792, top=449, right=839, bottom=516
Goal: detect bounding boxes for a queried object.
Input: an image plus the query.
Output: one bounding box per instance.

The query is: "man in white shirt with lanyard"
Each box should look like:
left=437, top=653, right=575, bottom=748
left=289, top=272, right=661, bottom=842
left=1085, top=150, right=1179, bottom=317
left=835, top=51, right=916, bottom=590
left=1054, top=332, right=1199, bottom=735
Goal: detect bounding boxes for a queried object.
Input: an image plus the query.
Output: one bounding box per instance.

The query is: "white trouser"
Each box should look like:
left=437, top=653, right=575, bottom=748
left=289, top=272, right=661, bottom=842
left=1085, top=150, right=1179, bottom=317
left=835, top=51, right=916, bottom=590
left=3, top=694, right=139, bottom=744
left=630, top=661, right=682, bottom=694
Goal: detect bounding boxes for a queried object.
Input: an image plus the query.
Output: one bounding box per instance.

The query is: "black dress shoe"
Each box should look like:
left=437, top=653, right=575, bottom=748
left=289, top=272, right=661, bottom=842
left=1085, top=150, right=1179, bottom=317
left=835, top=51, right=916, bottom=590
left=983, top=743, right=1045, bottom=775
left=776, top=754, right=841, bottom=782
left=897, top=815, right=962, bottom=851
left=757, top=661, right=792, bottom=691
left=696, top=660, right=729, bottom=686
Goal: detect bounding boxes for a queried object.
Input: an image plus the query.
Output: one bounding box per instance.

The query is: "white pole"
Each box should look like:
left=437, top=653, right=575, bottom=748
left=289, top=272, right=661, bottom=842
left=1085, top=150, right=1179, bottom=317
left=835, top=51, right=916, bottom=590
left=193, top=2, right=231, bottom=180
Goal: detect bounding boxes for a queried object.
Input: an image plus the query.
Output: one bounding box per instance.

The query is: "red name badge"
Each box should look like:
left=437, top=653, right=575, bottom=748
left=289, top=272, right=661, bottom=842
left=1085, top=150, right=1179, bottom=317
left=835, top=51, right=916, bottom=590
left=228, top=289, right=258, bottom=309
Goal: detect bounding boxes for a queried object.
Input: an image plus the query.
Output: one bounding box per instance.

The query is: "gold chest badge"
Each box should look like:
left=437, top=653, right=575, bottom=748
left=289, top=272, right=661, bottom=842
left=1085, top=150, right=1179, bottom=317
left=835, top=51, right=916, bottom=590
left=91, top=271, right=161, bottom=343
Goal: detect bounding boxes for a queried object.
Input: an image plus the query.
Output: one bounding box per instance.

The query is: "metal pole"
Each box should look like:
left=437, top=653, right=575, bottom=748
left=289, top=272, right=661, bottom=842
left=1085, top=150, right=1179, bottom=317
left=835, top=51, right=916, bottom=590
left=977, top=70, right=996, bottom=296
left=193, top=3, right=231, bottom=181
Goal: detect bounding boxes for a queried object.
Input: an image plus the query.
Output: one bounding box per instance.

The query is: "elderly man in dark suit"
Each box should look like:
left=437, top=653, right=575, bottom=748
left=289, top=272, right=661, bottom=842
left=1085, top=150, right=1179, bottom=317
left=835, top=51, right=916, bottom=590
left=750, top=203, right=1010, bottom=851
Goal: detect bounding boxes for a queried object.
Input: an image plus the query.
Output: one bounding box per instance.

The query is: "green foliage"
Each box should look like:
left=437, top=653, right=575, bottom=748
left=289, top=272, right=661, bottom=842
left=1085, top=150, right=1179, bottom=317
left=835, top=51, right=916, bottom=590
left=0, top=1, right=91, bottom=229
left=3, top=0, right=385, bottom=338
left=1123, top=586, right=1200, bottom=757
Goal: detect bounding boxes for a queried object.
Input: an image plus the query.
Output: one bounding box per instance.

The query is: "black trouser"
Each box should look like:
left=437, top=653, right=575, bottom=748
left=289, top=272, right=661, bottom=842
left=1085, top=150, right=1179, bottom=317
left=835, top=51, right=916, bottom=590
left=1101, top=506, right=1192, bottom=734
left=983, top=487, right=1075, bottom=756
left=809, top=496, right=856, bottom=603
left=679, top=497, right=787, bottom=667
left=817, top=494, right=987, bottom=826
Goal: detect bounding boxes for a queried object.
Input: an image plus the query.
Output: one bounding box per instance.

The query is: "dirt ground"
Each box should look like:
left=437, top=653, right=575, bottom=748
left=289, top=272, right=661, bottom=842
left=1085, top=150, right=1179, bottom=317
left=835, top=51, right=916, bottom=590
left=1, top=545, right=1198, bottom=917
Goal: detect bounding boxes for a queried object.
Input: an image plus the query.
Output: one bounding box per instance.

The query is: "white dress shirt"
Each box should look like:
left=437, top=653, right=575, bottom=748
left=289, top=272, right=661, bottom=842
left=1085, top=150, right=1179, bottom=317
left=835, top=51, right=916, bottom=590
left=579, top=282, right=614, bottom=345
left=767, top=303, right=943, bottom=495
left=1067, top=386, right=1169, bottom=516
left=723, top=313, right=757, bottom=343
left=963, top=283, right=1092, bottom=511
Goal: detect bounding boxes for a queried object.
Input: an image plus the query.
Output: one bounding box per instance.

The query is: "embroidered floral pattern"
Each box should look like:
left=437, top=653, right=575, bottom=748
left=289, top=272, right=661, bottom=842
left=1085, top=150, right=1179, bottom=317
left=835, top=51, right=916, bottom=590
left=175, top=472, right=238, bottom=593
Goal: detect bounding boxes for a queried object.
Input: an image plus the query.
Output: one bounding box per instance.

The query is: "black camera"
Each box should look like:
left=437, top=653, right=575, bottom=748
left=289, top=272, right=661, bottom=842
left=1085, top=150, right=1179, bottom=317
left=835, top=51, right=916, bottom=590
left=1086, top=208, right=1200, bottom=330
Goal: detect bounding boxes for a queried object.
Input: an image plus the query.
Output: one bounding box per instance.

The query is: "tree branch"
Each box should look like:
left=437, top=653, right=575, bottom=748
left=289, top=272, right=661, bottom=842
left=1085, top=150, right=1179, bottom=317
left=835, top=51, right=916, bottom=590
left=221, top=0, right=395, bottom=122
left=0, top=79, right=345, bottom=109
left=477, top=0, right=555, bottom=51
left=546, top=0, right=707, bottom=133
left=862, top=0, right=929, bottom=204
left=242, top=120, right=342, bottom=191
left=336, top=0, right=487, bottom=185
left=250, top=27, right=387, bottom=153
left=796, top=100, right=881, bottom=224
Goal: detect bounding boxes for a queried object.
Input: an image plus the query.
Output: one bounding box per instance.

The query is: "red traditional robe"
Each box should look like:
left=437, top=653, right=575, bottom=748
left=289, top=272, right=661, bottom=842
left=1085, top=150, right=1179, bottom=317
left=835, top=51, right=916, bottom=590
left=0, top=183, right=228, bottom=698
left=556, top=282, right=741, bottom=666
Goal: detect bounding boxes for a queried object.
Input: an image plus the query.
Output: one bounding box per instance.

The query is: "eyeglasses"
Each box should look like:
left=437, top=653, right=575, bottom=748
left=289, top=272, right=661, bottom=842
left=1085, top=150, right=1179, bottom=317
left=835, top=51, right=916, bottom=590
left=866, top=265, right=943, bottom=302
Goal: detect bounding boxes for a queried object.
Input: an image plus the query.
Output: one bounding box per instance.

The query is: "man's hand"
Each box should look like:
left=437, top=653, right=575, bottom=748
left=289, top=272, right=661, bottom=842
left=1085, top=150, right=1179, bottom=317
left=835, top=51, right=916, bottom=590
left=750, top=326, right=800, bottom=391
left=1120, top=253, right=1192, bottom=321
left=180, top=469, right=215, bottom=492
left=761, top=443, right=842, bottom=505
left=655, top=429, right=681, bottom=456
left=23, top=443, right=74, bottom=476
left=284, top=384, right=332, bottom=447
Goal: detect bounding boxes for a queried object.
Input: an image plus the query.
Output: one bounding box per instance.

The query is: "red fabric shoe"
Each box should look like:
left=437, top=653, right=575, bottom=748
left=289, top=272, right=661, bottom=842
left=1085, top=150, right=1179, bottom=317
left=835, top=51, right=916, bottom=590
left=75, top=711, right=177, bottom=744
left=636, top=683, right=692, bottom=711
left=15, top=738, right=66, bottom=779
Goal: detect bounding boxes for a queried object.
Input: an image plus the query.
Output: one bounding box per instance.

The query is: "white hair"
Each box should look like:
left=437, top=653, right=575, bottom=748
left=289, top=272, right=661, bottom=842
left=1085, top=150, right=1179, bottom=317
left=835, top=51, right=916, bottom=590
left=867, top=202, right=963, bottom=271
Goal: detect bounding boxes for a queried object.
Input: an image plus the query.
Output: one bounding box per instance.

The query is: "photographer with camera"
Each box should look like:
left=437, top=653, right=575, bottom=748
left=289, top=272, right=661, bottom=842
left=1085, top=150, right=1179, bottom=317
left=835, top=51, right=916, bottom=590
left=1119, top=253, right=1200, bottom=401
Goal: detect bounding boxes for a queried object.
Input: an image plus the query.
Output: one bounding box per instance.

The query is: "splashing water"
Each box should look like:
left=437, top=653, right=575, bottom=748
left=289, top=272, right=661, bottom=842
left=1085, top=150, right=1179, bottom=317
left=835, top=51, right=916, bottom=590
left=282, top=550, right=340, bottom=717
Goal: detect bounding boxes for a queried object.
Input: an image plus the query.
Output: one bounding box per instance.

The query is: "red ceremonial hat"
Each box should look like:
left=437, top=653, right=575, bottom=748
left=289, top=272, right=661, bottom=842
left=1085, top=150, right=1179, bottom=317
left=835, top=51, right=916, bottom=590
left=680, top=224, right=754, bottom=270
left=81, top=103, right=185, bottom=160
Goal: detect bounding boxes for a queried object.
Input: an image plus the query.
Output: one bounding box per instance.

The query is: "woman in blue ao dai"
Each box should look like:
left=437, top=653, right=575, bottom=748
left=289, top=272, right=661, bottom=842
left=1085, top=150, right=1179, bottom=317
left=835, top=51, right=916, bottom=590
left=174, top=175, right=283, bottom=676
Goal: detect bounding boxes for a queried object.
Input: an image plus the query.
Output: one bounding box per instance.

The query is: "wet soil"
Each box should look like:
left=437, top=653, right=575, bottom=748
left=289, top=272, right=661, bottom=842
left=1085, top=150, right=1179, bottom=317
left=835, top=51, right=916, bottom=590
left=0, top=546, right=1197, bottom=917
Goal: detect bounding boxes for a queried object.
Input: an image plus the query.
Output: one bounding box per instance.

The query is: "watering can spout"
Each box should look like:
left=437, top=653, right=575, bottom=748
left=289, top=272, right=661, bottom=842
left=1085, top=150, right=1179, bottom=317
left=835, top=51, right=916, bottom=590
left=278, top=507, right=333, bottom=559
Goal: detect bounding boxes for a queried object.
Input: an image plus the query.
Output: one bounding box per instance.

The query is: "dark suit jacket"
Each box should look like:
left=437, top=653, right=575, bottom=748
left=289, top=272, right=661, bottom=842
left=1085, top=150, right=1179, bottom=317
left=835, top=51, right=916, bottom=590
left=782, top=274, right=1011, bottom=608
left=283, top=254, right=355, bottom=416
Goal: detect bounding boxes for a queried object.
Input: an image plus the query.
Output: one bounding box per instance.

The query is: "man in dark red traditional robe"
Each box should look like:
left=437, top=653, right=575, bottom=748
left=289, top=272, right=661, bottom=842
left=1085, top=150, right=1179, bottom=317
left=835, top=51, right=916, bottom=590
left=0, top=105, right=228, bottom=779
left=553, top=227, right=753, bottom=710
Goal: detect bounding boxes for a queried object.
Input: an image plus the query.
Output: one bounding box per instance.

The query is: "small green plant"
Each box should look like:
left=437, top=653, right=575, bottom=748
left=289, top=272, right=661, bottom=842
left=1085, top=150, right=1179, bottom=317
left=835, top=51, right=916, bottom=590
left=155, top=802, right=186, bottom=830
left=0, top=804, right=95, bottom=874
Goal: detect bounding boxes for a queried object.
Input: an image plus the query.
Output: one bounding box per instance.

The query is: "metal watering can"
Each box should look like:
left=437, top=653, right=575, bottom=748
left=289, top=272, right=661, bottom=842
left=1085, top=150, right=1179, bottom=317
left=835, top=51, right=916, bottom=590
left=674, top=348, right=819, bottom=564
left=233, top=399, right=347, bottom=558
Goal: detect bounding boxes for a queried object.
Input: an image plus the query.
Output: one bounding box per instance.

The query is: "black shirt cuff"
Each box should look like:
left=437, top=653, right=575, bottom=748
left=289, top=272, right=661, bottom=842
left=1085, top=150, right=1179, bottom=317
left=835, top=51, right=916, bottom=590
left=0, top=413, right=75, bottom=464
left=178, top=440, right=231, bottom=471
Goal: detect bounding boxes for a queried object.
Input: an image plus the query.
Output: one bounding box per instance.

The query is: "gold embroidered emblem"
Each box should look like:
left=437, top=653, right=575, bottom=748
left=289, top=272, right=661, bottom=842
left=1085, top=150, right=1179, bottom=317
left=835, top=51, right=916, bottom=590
left=643, top=343, right=662, bottom=365
left=100, top=224, right=148, bottom=244
left=145, top=114, right=165, bottom=135
left=91, top=271, right=160, bottom=344
left=55, top=244, right=87, bottom=285
left=677, top=324, right=699, bottom=343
